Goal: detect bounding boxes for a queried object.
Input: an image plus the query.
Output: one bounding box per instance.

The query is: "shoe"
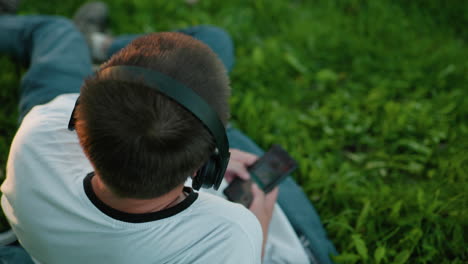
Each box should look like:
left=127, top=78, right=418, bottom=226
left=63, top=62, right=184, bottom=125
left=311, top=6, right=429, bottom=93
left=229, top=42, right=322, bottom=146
left=73, top=1, right=111, bottom=62
left=0, top=0, right=20, bottom=14
left=73, top=1, right=109, bottom=36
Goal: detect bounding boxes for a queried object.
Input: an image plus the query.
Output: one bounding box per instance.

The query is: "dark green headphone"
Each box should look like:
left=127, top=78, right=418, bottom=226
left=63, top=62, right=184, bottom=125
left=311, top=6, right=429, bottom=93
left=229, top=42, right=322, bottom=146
left=68, top=65, right=230, bottom=191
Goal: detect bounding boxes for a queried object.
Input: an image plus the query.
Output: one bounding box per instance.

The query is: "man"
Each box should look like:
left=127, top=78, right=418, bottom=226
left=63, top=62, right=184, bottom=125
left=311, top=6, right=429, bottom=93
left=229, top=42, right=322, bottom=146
left=0, top=2, right=337, bottom=263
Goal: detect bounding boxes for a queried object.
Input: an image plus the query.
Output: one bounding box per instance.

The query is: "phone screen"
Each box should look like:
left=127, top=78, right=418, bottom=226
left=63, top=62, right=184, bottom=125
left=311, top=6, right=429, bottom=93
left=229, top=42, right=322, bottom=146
left=223, top=144, right=297, bottom=207
left=249, top=144, right=297, bottom=193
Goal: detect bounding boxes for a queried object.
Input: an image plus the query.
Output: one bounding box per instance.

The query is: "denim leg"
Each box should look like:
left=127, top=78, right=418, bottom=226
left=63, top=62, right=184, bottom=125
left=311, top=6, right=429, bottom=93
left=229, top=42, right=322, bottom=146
left=177, top=26, right=234, bottom=72
left=0, top=246, right=34, bottom=264
left=106, top=34, right=138, bottom=60
left=227, top=127, right=338, bottom=264
left=106, top=25, right=234, bottom=72
left=0, top=15, right=93, bottom=122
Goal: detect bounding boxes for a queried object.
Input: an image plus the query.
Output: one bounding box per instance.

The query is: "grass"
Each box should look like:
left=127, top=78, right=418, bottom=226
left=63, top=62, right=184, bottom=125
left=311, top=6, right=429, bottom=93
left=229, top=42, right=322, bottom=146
left=1, top=0, right=467, bottom=263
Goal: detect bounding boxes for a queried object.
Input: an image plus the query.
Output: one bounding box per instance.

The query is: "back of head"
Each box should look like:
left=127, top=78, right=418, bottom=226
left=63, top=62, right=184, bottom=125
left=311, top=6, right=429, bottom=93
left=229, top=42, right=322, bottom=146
left=75, top=32, right=231, bottom=199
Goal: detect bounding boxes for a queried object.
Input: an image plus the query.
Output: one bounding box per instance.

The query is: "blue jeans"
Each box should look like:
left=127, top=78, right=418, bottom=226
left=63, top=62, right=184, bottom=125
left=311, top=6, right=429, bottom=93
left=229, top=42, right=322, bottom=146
left=0, top=246, right=33, bottom=264
left=0, top=15, right=337, bottom=264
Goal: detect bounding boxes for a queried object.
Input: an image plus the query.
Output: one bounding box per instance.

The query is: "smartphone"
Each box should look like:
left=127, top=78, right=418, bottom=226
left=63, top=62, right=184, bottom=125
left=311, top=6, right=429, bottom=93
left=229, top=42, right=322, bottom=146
left=223, top=144, right=298, bottom=207
left=222, top=178, right=254, bottom=208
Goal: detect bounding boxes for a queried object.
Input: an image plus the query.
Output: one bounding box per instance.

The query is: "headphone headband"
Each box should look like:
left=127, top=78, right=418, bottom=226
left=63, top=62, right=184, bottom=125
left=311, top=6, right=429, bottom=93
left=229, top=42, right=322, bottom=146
left=100, top=65, right=229, bottom=158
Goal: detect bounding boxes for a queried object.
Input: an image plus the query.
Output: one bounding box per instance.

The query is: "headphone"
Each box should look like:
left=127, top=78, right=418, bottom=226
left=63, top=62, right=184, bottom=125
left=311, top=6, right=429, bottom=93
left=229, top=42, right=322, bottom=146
left=68, top=65, right=230, bottom=191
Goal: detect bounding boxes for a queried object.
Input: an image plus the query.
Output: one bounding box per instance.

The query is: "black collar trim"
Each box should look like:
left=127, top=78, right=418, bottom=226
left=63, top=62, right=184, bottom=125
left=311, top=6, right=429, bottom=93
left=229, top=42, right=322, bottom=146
left=83, top=172, right=198, bottom=223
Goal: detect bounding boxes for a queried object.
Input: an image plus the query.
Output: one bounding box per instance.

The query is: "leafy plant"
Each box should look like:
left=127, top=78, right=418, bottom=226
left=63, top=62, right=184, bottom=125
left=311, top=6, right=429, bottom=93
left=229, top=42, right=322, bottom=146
left=0, top=0, right=466, bottom=263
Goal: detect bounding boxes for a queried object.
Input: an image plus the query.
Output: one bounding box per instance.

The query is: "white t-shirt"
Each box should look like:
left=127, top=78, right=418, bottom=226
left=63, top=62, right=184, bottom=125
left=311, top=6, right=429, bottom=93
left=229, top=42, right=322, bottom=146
left=1, top=94, right=309, bottom=264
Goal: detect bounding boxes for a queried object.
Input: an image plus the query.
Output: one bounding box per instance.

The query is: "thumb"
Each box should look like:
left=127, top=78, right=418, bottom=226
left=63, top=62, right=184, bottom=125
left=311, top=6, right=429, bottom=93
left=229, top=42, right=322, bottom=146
left=265, top=187, right=279, bottom=206
left=250, top=183, right=265, bottom=204
left=251, top=183, right=264, bottom=196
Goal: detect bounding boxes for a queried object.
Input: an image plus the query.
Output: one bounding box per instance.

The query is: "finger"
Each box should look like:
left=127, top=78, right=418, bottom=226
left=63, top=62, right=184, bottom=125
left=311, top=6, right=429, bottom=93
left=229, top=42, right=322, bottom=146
left=229, top=149, right=259, bottom=166
left=224, top=172, right=234, bottom=183
left=225, top=160, right=251, bottom=181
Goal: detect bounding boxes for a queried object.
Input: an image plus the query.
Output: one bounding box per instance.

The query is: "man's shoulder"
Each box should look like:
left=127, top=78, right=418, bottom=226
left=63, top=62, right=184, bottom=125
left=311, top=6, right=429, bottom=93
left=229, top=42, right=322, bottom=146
left=195, top=191, right=255, bottom=216
left=5, top=93, right=90, bottom=187
left=11, top=93, right=80, bottom=158
left=192, top=192, right=262, bottom=237
left=167, top=192, right=263, bottom=263
left=20, top=93, right=78, bottom=134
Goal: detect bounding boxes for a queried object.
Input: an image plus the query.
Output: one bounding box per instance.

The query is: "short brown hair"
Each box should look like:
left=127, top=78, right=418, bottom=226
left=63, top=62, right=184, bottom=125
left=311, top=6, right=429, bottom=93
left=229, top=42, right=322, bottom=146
left=75, top=33, right=230, bottom=199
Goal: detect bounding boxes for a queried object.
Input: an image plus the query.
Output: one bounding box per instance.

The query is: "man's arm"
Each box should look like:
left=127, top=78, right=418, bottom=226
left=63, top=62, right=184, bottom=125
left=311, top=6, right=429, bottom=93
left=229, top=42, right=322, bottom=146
left=224, top=149, right=279, bottom=259
left=249, top=183, right=278, bottom=258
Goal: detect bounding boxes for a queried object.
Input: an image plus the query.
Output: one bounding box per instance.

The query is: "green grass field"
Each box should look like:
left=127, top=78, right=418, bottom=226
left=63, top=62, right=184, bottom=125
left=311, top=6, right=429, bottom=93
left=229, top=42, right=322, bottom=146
left=1, top=0, right=467, bottom=263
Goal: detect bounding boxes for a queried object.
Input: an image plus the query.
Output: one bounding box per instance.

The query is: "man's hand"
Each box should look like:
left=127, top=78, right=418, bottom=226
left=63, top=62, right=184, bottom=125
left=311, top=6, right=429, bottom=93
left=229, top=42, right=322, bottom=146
left=249, top=184, right=279, bottom=258
left=224, top=149, right=258, bottom=182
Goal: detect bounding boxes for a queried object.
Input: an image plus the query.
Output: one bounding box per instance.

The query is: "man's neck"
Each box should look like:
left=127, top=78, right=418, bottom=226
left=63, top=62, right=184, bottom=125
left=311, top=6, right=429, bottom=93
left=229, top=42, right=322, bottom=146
left=91, top=175, right=187, bottom=214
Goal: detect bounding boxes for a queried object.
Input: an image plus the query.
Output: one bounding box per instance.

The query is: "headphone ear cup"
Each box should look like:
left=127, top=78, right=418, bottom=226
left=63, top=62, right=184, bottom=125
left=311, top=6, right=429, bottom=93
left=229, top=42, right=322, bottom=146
left=192, top=165, right=206, bottom=190
left=204, top=160, right=218, bottom=188
left=192, top=160, right=218, bottom=190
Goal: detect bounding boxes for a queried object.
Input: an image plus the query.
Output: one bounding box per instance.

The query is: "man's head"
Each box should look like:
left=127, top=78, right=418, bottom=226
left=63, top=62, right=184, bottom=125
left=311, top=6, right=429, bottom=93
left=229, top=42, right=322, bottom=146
left=75, top=32, right=231, bottom=199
